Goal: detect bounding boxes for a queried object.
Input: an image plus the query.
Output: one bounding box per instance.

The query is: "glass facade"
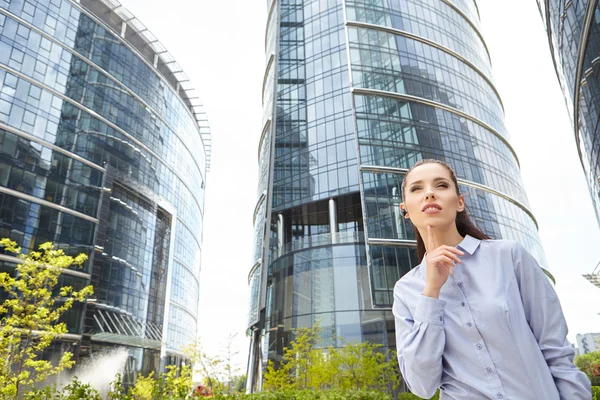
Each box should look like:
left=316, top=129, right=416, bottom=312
left=247, top=0, right=546, bottom=391
left=0, top=0, right=210, bottom=384
left=538, top=0, right=600, bottom=227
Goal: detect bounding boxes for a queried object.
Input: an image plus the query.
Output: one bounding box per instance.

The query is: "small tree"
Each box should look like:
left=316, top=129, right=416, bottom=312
left=223, top=333, right=239, bottom=394
left=262, top=359, right=292, bottom=391
left=332, top=341, right=400, bottom=392
left=231, top=374, right=246, bottom=393
left=575, top=350, right=600, bottom=386
left=182, top=339, right=223, bottom=394
left=129, top=372, right=155, bottom=400
left=161, top=364, right=193, bottom=399
left=283, top=324, right=321, bottom=389
left=0, top=239, right=93, bottom=399
left=262, top=323, right=400, bottom=394
left=262, top=324, right=322, bottom=391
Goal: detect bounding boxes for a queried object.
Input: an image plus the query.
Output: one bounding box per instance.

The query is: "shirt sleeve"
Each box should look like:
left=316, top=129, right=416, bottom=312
left=512, top=243, right=592, bottom=399
left=393, top=282, right=446, bottom=399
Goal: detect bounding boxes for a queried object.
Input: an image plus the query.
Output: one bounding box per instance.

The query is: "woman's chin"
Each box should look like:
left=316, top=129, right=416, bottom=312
left=415, top=218, right=451, bottom=229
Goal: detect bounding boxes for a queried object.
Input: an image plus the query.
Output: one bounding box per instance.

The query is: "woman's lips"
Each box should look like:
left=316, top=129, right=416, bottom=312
left=422, top=204, right=442, bottom=213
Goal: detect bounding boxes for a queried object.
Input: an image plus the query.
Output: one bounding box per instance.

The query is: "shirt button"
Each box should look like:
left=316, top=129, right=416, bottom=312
left=476, top=344, right=483, bottom=350
left=461, top=301, right=466, bottom=306
left=485, top=367, right=493, bottom=374
left=439, top=316, right=443, bottom=322
left=497, top=393, right=504, bottom=399
left=466, top=321, right=472, bottom=327
left=457, top=282, right=463, bottom=288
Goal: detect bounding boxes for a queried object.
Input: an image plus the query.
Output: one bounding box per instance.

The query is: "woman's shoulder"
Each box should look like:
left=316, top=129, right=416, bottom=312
left=478, top=239, right=537, bottom=270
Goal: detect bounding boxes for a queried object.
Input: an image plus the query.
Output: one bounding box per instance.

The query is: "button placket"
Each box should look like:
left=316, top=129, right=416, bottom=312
left=452, top=272, right=506, bottom=395
left=451, top=272, right=475, bottom=335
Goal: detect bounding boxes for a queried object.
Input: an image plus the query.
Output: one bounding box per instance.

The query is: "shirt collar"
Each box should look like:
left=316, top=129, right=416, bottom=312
left=457, top=234, right=481, bottom=255
left=418, top=234, right=481, bottom=278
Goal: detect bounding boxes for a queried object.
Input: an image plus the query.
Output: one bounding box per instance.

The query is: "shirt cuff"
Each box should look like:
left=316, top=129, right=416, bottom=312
left=414, top=295, right=447, bottom=326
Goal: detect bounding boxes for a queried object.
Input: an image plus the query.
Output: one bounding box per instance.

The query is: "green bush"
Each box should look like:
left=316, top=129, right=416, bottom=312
left=209, top=391, right=438, bottom=400
left=22, top=378, right=101, bottom=400
left=592, top=385, right=600, bottom=400
left=209, top=389, right=391, bottom=399
left=262, top=324, right=399, bottom=393
left=397, top=391, right=439, bottom=400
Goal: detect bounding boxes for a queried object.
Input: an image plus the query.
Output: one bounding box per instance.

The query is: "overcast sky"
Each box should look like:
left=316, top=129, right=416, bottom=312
left=118, top=0, right=600, bottom=370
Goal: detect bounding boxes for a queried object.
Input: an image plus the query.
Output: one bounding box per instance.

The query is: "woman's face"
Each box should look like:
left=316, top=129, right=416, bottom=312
left=400, top=163, right=465, bottom=230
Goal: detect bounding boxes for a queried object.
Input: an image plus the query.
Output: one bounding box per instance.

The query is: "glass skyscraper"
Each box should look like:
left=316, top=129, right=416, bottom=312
left=537, top=1, right=600, bottom=226
left=247, top=0, right=547, bottom=390
left=0, top=0, right=210, bottom=383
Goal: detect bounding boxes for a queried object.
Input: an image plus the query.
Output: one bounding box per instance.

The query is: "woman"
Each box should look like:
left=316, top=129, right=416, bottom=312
left=393, top=159, right=591, bottom=399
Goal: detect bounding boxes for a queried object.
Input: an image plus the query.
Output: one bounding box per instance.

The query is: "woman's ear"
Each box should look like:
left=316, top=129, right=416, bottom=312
left=457, top=194, right=465, bottom=213
left=400, top=203, right=409, bottom=218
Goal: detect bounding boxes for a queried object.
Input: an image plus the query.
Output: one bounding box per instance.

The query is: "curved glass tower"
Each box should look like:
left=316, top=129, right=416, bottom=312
left=247, top=0, right=547, bottom=390
left=537, top=0, right=600, bottom=226
left=0, top=0, right=210, bottom=383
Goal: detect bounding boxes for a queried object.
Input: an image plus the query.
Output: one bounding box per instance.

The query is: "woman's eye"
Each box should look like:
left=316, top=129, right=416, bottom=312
left=437, top=183, right=448, bottom=188
left=410, top=186, right=421, bottom=192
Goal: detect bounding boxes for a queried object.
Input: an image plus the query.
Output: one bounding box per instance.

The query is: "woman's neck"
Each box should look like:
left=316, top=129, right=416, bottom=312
left=421, top=226, right=464, bottom=252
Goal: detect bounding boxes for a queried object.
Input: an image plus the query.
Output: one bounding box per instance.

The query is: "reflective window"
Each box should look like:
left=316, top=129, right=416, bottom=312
left=0, top=0, right=207, bottom=358
left=0, top=191, right=94, bottom=262
left=547, top=0, right=587, bottom=100
left=0, top=69, right=204, bottom=230
left=355, top=94, right=528, bottom=206
left=268, top=244, right=371, bottom=347
left=544, top=2, right=600, bottom=226
left=360, top=170, right=546, bottom=265
left=0, top=18, right=206, bottom=195
left=348, top=26, right=506, bottom=137
left=346, top=0, right=490, bottom=77
left=574, top=3, right=600, bottom=227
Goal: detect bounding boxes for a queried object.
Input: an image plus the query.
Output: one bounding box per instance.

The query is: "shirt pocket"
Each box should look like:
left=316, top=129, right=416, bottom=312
left=468, top=280, right=512, bottom=336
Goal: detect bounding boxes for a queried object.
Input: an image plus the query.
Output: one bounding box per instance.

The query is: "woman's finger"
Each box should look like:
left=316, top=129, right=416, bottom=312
left=440, top=250, right=462, bottom=264
left=432, top=255, right=456, bottom=269
left=440, top=245, right=464, bottom=256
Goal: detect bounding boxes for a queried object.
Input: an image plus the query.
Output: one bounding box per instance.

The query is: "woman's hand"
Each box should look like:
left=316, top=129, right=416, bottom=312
left=423, top=225, right=464, bottom=298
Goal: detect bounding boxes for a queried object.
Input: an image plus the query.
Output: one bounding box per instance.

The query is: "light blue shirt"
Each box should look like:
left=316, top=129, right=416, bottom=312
left=393, top=235, right=591, bottom=400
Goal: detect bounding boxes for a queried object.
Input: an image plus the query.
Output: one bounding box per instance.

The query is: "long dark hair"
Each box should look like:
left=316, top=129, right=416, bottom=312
left=401, top=159, right=490, bottom=261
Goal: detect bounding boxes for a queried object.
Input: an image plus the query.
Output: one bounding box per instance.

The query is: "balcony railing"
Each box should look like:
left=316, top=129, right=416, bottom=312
left=277, top=231, right=365, bottom=257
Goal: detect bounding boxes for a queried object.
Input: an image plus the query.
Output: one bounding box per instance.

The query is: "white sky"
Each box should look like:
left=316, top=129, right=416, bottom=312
left=118, top=0, right=600, bottom=371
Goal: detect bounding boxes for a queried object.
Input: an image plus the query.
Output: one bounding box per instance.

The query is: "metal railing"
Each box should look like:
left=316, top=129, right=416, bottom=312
left=279, top=231, right=364, bottom=256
